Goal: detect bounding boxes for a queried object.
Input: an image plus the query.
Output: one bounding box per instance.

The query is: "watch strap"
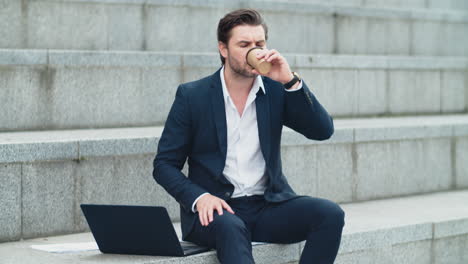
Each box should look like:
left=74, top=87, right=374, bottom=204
left=283, top=72, right=300, bottom=89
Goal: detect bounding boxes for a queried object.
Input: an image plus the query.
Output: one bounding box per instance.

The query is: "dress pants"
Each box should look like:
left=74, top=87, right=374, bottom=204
left=185, top=195, right=345, bottom=264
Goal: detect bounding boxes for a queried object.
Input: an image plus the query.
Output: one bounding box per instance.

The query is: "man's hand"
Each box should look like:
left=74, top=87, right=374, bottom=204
left=251, top=49, right=294, bottom=85
left=196, top=194, right=235, bottom=226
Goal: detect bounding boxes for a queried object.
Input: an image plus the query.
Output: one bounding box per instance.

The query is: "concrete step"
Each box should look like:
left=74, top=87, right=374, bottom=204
left=258, top=0, right=468, bottom=12
left=1, top=49, right=467, bottom=131
left=1, top=190, right=467, bottom=263
left=1, top=114, right=467, bottom=242
left=1, top=0, right=468, bottom=56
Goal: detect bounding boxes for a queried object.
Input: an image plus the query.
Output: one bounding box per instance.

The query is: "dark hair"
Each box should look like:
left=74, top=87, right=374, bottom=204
left=217, top=9, right=268, bottom=64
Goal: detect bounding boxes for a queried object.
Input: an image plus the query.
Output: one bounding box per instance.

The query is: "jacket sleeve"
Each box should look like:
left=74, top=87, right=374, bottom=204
left=153, top=85, right=208, bottom=212
left=283, top=81, right=334, bottom=140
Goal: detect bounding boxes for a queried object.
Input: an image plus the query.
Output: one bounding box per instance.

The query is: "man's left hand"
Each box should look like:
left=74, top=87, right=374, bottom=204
left=251, top=49, right=294, bottom=85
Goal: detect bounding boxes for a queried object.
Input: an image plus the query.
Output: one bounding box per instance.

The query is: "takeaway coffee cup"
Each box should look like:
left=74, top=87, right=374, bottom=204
left=246, top=47, right=272, bottom=75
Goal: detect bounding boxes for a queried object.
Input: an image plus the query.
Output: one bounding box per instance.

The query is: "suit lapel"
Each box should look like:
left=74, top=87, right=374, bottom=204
left=255, top=80, right=271, bottom=165
left=210, top=70, right=228, bottom=160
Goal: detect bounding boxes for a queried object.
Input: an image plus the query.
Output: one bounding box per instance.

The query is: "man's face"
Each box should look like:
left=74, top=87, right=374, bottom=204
left=219, top=24, right=266, bottom=78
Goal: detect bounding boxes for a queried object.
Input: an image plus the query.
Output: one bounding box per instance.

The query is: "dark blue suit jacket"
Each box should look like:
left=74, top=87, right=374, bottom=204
left=153, top=68, right=334, bottom=239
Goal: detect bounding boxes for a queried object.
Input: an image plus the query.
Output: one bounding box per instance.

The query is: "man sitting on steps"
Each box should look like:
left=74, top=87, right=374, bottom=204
left=153, top=8, right=345, bottom=264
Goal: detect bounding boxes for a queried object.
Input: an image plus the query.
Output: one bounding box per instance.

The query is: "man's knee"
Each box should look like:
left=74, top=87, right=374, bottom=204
left=212, top=211, right=249, bottom=235
left=320, top=199, right=345, bottom=228
left=300, top=197, right=345, bottom=228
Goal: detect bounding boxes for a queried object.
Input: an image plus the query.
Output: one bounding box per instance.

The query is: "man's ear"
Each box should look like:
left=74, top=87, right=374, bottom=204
left=218, top=41, right=228, bottom=60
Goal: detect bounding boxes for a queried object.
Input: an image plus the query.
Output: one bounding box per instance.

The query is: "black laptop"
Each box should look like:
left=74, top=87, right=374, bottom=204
left=80, top=204, right=210, bottom=256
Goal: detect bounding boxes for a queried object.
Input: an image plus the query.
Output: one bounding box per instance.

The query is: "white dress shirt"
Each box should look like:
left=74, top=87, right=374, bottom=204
left=221, top=66, right=269, bottom=198
left=191, top=67, right=302, bottom=212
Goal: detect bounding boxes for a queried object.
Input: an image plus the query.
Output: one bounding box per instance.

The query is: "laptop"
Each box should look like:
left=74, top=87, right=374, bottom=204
left=80, top=204, right=210, bottom=256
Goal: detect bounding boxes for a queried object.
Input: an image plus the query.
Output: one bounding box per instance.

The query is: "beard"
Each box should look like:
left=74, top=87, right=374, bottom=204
left=226, top=51, right=257, bottom=79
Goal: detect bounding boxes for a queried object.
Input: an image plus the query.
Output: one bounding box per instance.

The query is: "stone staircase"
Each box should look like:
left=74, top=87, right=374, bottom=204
left=1, top=50, right=467, bottom=131
left=0, top=0, right=467, bottom=263
left=2, top=190, right=468, bottom=263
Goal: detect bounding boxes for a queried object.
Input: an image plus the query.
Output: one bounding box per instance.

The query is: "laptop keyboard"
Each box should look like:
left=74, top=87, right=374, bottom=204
left=179, top=241, right=202, bottom=250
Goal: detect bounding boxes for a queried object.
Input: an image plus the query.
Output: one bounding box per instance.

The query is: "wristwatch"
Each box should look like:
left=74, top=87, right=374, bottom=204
left=283, top=72, right=301, bottom=89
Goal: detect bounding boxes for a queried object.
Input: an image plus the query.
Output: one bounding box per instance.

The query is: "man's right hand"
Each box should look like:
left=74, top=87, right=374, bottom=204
left=196, top=194, right=235, bottom=226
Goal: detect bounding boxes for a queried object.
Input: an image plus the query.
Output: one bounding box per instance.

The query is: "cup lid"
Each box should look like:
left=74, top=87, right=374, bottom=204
left=245, top=46, right=264, bottom=68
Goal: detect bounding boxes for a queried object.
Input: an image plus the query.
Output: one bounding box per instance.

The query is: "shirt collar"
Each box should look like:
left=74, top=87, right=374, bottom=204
left=220, top=66, right=266, bottom=102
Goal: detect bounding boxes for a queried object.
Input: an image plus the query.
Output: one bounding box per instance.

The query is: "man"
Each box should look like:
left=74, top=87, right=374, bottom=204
left=153, top=9, right=345, bottom=264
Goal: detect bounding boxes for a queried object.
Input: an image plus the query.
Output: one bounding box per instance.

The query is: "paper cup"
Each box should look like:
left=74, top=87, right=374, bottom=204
left=246, top=47, right=272, bottom=75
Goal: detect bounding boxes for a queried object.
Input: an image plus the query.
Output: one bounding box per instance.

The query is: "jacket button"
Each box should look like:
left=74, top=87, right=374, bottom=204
left=225, top=192, right=231, bottom=197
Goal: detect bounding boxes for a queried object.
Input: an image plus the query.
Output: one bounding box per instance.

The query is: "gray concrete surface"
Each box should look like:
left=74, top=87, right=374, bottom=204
left=0, top=0, right=467, bottom=55
left=1, top=115, right=468, bottom=241
left=255, top=0, right=468, bottom=11
left=0, top=164, right=21, bottom=242
left=355, top=138, right=452, bottom=200
left=22, top=162, right=76, bottom=239
left=457, top=137, right=468, bottom=188
left=1, top=50, right=467, bottom=131
left=1, top=190, right=468, bottom=263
